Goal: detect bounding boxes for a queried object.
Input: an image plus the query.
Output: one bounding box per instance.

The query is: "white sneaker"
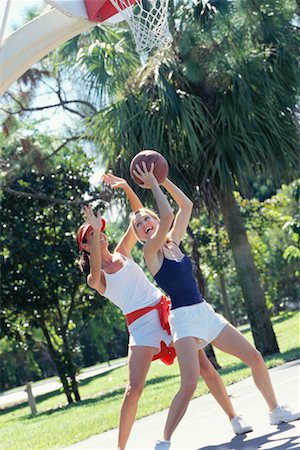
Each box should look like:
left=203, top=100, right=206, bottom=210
left=269, top=405, right=300, bottom=425
left=230, top=415, right=253, bottom=435
left=154, top=440, right=171, bottom=450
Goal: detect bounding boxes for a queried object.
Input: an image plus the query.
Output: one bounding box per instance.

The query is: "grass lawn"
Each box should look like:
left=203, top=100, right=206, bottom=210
left=0, top=311, right=299, bottom=450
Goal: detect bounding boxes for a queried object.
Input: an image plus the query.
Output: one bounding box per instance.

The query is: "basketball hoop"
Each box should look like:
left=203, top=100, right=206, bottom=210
left=108, top=0, right=173, bottom=55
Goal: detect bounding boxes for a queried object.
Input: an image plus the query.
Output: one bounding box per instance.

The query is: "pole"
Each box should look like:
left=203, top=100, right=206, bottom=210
left=0, top=0, right=11, bottom=46
left=25, top=382, right=37, bottom=416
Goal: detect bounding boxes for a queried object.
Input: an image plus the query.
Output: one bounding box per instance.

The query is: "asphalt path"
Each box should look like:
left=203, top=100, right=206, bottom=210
left=65, top=359, right=300, bottom=450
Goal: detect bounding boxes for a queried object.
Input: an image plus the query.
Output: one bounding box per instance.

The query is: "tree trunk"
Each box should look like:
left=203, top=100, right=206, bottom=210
left=38, top=316, right=74, bottom=404
left=214, top=222, right=236, bottom=326
left=186, top=226, right=222, bottom=369
left=56, top=305, right=81, bottom=402
left=218, top=272, right=236, bottom=326
left=187, top=226, right=206, bottom=297
left=70, top=373, right=81, bottom=402
left=219, top=190, right=279, bottom=355
left=205, top=344, right=222, bottom=370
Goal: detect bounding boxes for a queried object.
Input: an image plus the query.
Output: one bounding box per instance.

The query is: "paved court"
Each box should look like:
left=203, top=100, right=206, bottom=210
left=65, top=359, right=300, bottom=450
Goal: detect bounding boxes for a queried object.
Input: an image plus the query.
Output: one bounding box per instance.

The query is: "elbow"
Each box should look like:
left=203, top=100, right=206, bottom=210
left=185, top=199, right=193, bottom=215
left=187, top=198, right=194, bottom=210
left=87, top=273, right=99, bottom=290
left=179, top=200, right=193, bottom=219
left=87, top=274, right=95, bottom=289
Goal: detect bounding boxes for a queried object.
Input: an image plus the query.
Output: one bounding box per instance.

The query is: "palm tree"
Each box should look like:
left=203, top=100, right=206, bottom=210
left=55, top=24, right=140, bottom=107
left=82, top=0, right=299, bottom=355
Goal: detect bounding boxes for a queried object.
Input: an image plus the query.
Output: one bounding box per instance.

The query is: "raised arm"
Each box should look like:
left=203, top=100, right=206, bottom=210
left=160, top=178, right=193, bottom=244
left=103, top=172, right=142, bottom=258
left=83, top=205, right=105, bottom=294
left=133, top=163, right=174, bottom=260
left=103, top=173, right=143, bottom=211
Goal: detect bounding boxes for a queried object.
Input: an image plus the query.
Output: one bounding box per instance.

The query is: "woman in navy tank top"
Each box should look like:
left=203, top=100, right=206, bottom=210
left=76, top=173, right=254, bottom=450
left=131, top=162, right=300, bottom=450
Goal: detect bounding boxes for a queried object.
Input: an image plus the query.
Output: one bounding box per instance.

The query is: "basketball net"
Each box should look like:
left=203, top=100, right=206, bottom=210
left=108, top=0, right=172, bottom=55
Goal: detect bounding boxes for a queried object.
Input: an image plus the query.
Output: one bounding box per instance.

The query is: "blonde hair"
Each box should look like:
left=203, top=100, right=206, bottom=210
left=130, top=208, right=160, bottom=242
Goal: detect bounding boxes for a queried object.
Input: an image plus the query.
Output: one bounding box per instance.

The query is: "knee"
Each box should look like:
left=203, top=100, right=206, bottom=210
left=180, top=378, right=198, bottom=400
left=247, top=349, right=265, bottom=368
left=199, top=362, right=216, bottom=381
left=125, top=381, right=144, bottom=401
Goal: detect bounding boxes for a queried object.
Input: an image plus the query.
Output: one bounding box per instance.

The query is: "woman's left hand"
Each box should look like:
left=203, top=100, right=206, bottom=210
left=132, top=162, right=157, bottom=189
left=83, top=205, right=103, bottom=230
left=103, top=172, right=127, bottom=190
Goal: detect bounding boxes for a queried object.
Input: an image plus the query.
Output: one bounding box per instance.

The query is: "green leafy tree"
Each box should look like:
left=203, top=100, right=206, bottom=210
left=239, top=181, right=300, bottom=312
left=0, top=133, right=116, bottom=402
left=282, top=181, right=300, bottom=267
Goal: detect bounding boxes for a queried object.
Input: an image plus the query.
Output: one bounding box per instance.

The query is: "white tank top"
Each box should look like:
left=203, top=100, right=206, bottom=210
left=103, top=254, right=162, bottom=314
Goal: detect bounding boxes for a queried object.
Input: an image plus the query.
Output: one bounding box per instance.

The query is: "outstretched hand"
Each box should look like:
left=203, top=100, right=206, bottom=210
left=103, top=172, right=127, bottom=189
left=132, top=162, right=157, bottom=189
left=83, top=205, right=102, bottom=230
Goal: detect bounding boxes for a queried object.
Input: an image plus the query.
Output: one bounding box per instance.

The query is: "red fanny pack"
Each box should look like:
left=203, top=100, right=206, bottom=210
left=125, top=295, right=176, bottom=365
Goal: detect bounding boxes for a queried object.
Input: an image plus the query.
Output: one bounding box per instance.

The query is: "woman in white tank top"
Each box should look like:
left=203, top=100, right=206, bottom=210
left=77, top=174, right=253, bottom=450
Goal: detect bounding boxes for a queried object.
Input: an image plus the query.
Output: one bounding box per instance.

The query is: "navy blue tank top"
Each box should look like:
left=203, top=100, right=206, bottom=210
left=154, top=253, right=204, bottom=310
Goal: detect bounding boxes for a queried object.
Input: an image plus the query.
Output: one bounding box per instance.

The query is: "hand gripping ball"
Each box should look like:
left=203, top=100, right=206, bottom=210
left=130, top=150, right=169, bottom=185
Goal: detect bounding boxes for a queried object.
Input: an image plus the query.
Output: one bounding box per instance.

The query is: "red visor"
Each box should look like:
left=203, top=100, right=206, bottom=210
left=77, top=218, right=106, bottom=251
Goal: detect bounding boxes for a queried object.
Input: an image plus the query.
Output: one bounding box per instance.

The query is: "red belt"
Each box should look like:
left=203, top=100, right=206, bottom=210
left=125, top=295, right=176, bottom=365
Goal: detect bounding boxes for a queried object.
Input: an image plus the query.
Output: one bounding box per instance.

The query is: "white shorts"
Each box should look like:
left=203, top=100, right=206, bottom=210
left=128, top=309, right=173, bottom=351
left=169, top=301, right=228, bottom=349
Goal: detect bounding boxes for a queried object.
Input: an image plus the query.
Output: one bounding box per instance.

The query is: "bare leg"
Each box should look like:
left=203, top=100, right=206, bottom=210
left=212, top=323, right=278, bottom=411
left=163, top=337, right=199, bottom=441
left=118, top=346, right=156, bottom=450
left=198, top=349, right=236, bottom=419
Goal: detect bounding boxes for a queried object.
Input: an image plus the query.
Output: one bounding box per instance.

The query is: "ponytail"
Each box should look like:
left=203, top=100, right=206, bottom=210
left=79, top=251, right=90, bottom=276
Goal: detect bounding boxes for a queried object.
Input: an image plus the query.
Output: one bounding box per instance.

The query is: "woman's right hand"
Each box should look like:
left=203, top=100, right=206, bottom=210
left=103, top=172, right=127, bottom=190
left=132, top=162, right=157, bottom=189
left=83, top=205, right=102, bottom=230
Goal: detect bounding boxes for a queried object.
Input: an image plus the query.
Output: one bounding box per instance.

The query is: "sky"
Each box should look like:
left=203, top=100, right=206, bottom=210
left=1, top=0, right=45, bottom=38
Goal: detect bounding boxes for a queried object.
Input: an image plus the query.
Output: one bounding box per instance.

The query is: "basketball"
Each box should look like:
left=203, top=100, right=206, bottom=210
left=130, top=150, right=169, bottom=185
